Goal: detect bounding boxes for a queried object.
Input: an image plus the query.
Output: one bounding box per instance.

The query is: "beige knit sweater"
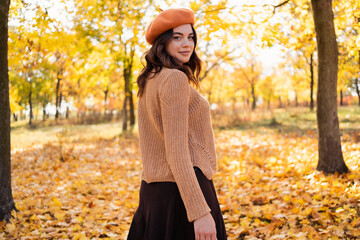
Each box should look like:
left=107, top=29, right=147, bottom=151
left=137, top=67, right=217, bottom=222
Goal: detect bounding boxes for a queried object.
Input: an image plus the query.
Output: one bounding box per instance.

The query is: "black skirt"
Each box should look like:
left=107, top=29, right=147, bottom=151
left=127, top=167, right=227, bottom=240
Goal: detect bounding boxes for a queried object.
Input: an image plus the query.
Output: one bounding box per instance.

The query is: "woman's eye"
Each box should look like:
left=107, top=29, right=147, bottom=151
left=174, top=36, right=181, bottom=40
left=188, top=36, right=194, bottom=40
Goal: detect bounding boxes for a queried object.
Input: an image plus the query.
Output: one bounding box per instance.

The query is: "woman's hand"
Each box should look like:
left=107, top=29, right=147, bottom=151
left=193, top=213, right=217, bottom=240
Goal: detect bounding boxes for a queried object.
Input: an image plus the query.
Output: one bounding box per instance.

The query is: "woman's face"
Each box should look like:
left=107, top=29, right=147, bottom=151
left=165, top=24, right=195, bottom=65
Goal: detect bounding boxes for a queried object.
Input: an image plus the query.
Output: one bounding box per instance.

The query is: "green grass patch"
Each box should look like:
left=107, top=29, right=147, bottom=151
left=214, top=106, right=360, bottom=136
left=11, top=106, right=360, bottom=149
left=11, top=120, right=128, bottom=149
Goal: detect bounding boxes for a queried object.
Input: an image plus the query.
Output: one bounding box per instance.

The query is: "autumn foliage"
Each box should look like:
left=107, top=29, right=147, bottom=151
left=1, top=114, right=360, bottom=239
left=7, top=0, right=360, bottom=126
left=2, top=0, right=360, bottom=238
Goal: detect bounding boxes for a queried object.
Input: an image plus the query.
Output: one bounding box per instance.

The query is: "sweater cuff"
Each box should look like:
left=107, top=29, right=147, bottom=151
left=188, top=206, right=211, bottom=222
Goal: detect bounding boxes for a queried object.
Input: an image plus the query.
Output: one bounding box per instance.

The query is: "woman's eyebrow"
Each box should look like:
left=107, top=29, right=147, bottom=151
left=173, top=32, right=194, bottom=35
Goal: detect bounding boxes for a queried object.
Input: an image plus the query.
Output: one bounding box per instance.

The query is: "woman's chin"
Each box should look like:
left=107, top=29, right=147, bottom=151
left=175, top=57, right=190, bottom=65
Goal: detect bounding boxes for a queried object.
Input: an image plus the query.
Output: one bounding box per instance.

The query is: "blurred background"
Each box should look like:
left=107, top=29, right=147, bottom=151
left=8, top=0, right=360, bottom=133
left=3, top=1, right=360, bottom=239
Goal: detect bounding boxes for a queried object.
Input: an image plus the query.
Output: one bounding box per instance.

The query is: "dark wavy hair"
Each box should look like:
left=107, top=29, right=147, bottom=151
left=137, top=25, right=202, bottom=97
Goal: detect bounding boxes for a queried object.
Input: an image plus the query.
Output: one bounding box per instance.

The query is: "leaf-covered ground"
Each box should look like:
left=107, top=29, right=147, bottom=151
left=1, top=123, right=360, bottom=239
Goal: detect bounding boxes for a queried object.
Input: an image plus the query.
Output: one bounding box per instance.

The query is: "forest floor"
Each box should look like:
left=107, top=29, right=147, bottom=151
left=2, top=106, right=360, bottom=239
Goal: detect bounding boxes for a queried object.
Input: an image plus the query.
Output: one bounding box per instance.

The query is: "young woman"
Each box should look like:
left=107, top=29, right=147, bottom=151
left=127, top=8, right=227, bottom=240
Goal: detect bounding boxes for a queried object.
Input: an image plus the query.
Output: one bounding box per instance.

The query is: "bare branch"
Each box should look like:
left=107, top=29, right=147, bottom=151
left=275, top=0, right=290, bottom=9
left=196, top=0, right=291, bottom=24
left=197, top=0, right=291, bottom=14
left=200, top=49, right=237, bottom=82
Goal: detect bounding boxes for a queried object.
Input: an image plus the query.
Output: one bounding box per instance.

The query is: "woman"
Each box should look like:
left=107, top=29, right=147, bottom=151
left=127, top=7, right=227, bottom=240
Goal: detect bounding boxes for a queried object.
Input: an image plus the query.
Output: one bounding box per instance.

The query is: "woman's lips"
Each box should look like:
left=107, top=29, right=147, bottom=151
left=179, top=51, right=191, bottom=55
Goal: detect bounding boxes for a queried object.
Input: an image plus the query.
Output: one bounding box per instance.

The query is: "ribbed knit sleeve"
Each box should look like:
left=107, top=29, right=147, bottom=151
left=159, top=70, right=211, bottom=222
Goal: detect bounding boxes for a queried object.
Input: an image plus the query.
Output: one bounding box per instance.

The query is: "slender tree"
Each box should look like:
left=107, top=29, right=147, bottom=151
left=0, top=0, right=17, bottom=222
left=309, top=53, right=315, bottom=111
left=238, top=56, right=262, bottom=111
left=357, top=51, right=360, bottom=106
left=122, top=41, right=135, bottom=131
left=356, top=77, right=360, bottom=106
left=311, top=0, right=348, bottom=173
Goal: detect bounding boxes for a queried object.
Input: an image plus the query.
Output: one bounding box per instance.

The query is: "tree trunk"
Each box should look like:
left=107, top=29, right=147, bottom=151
left=28, top=85, right=33, bottom=126
left=295, top=91, right=298, bottom=107
left=66, top=106, right=69, bottom=119
left=122, top=95, right=128, bottom=131
left=357, top=51, right=360, bottom=106
left=122, top=74, right=129, bottom=131
left=104, top=87, right=109, bottom=116
left=311, top=0, right=348, bottom=173
left=0, top=0, right=17, bottom=222
left=278, top=96, right=282, bottom=108
left=122, top=42, right=136, bottom=132
left=340, top=89, right=343, bottom=106
left=129, top=90, right=135, bottom=126
left=43, top=101, right=46, bottom=122
left=77, top=78, right=81, bottom=120
left=310, top=53, right=315, bottom=111
left=55, top=75, right=61, bottom=120
left=251, top=82, right=256, bottom=110
left=59, top=92, right=62, bottom=110
left=355, top=78, right=360, bottom=106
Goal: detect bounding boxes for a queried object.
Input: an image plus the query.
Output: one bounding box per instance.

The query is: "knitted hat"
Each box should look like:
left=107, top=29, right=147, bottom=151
left=145, top=8, right=195, bottom=45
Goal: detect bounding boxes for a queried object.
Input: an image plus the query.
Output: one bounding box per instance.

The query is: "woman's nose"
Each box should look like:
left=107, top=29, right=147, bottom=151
left=182, top=39, right=191, bottom=48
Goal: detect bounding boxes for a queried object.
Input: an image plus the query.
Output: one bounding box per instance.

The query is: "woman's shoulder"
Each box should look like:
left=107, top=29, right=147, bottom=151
left=157, top=68, right=190, bottom=99
left=159, top=67, right=188, bottom=80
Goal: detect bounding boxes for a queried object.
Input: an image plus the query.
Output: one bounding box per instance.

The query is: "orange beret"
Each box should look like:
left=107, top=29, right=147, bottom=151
left=145, top=8, right=195, bottom=45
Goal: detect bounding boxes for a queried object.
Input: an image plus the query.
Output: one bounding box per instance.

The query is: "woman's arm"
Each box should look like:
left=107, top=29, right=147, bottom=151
left=159, top=70, right=211, bottom=222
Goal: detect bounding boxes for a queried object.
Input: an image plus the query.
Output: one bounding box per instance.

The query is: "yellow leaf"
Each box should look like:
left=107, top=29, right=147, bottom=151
left=74, top=233, right=85, bottom=240
left=72, top=224, right=81, bottom=232
left=313, top=194, right=321, bottom=200
left=52, top=197, right=62, bottom=207
left=76, top=216, right=84, bottom=223
left=30, top=214, right=37, bottom=221
left=301, top=208, right=313, bottom=216
left=295, top=198, right=306, bottom=205
left=55, top=213, right=65, bottom=221
left=283, top=195, right=291, bottom=202
left=291, top=207, right=300, bottom=214
left=254, top=218, right=261, bottom=225
left=5, top=223, right=16, bottom=233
